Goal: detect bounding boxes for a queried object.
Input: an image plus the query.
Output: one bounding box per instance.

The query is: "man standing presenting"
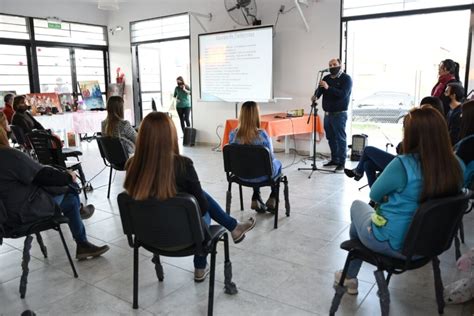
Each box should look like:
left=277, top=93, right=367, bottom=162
left=312, top=58, right=352, bottom=173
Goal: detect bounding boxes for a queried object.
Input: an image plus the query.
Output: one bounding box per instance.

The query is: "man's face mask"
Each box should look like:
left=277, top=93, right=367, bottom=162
left=329, top=66, right=341, bottom=76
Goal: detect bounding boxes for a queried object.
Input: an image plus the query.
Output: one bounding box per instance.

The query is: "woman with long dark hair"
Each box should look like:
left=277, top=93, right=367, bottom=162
left=432, top=59, right=461, bottom=115
left=229, top=101, right=282, bottom=212
left=101, top=96, right=136, bottom=155
left=123, top=112, right=255, bottom=282
left=335, top=107, right=464, bottom=295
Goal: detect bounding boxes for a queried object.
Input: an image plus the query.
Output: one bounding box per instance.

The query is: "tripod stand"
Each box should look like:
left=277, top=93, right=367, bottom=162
left=298, top=71, right=335, bottom=179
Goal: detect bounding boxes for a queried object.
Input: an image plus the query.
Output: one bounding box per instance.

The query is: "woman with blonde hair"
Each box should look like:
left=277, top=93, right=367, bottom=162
left=101, top=96, right=136, bottom=155
left=229, top=101, right=282, bottom=212
left=0, top=123, right=9, bottom=147
left=335, top=106, right=464, bottom=295
left=123, top=112, right=255, bottom=282
left=0, top=112, right=11, bottom=139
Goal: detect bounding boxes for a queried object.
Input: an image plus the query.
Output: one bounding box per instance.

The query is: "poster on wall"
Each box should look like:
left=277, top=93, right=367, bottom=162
left=107, top=82, right=125, bottom=99
left=25, top=93, right=62, bottom=115
left=0, top=91, right=16, bottom=108
left=79, top=80, right=105, bottom=109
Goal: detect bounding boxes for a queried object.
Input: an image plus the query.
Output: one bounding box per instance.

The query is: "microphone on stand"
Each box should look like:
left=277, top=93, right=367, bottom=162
left=319, top=68, right=329, bottom=73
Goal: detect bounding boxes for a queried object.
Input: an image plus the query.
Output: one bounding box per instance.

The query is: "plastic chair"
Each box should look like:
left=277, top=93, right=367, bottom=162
left=10, top=124, right=31, bottom=153
left=26, top=131, right=88, bottom=200
left=96, top=136, right=129, bottom=198
left=0, top=200, right=78, bottom=299
left=117, top=192, right=237, bottom=316
left=329, top=190, right=472, bottom=316
left=453, top=136, right=474, bottom=259
left=223, top=144, right=290, bottom=229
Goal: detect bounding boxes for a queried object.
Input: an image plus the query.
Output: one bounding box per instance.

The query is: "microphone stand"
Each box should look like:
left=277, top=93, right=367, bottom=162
left=298, top=70, right=335, bottom=178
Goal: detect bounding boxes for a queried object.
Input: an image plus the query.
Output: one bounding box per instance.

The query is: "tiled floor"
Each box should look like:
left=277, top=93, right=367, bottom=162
left=1, top=142, right=473, bottom=315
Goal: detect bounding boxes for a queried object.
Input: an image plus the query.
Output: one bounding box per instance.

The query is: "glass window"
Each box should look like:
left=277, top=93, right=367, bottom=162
left=343, top=0, right=473, bottom=17
left=0, top=14, right=29, bottom=40
left=131, top=14, right=189, bottom=43
left=0, top=44, right=30, bottom=94
left=34, top=19, right=107, bottom=46
left=75, top=49, right=106, bottom=93
left=345, top=10, right=470, bottom=149
left=37, top=47, right=73, bottom=93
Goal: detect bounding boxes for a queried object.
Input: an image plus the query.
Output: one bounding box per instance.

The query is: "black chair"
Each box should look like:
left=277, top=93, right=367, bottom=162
left=96, top=136, right=129, bottom=199
left=329, top=190, right=472, bottom=316
left=117, top=192, right=237, bottom=316
left=26, top=131, right=88, bottom=200
left=223, top=144, right=290, bottom=229
left=453, top=136, right=474, bottom=259
left=0, top=200, right=78, bottom=299
left=10, top=124, right=31, bottom=153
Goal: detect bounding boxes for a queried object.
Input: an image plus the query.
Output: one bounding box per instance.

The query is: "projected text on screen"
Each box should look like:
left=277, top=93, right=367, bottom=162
left=199, top=27, right=273, bottom=102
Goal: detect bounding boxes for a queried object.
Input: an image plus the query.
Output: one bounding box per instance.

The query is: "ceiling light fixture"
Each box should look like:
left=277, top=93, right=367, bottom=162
left=98, top=0, right=119, bottom=11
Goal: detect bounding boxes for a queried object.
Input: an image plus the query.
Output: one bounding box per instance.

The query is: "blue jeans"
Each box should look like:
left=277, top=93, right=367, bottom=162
left=194, top=191, right=238, bottom=269
left=52, top=187, right=87, bottom=243
left=324, top=112, right=348, bottom=165
left=355, top=146, right=395, bottom=187
left=346, top=200, right=405, bottom=279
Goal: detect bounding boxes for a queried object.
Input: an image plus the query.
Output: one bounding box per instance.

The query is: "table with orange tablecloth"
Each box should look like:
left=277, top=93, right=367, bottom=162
left=222, top=113, right=324, bottom=153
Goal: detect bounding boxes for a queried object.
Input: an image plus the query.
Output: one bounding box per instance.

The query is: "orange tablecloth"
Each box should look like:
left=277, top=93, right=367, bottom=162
left=222, top=113, right=323, bottom=148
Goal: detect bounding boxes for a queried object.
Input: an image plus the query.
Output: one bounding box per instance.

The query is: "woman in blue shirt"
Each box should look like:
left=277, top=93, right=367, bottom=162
left=336, top=107, right=464, bottom=295
left=229, top=101, right=282, bottom=212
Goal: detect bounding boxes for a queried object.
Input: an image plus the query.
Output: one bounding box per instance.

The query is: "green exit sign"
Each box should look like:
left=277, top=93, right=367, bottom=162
left=48, top=22, right=62, bottom=29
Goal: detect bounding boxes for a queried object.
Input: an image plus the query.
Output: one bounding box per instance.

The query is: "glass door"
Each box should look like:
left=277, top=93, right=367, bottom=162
left=134, top=38, right=190, bottom=128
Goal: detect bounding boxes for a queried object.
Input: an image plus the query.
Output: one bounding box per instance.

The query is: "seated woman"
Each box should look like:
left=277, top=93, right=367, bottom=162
left=229, top=101, right=282, bottom=211
left=344, top=96, right=444, bottom=187
left=123, top=112, right=256, bottom=282
left=336, top=107, right=464, bottom=295
left=101, top=96, right=137, bottom=155
left=454, top=100, right=474, bottom=187
left=0, top=128, right=109, bottom=260
left=11, top=95, right=45, bottom=135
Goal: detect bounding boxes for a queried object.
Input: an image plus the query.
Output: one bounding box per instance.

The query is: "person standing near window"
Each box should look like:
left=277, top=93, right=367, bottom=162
left=431, top=59, right=460, bottom=116
left=174, top=76, right=191, bottom=132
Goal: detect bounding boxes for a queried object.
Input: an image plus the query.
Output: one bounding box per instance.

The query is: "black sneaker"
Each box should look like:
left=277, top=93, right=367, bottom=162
left=335, top=165, right=345, bottom=173
left=323, top=160, right=338, bottom=167
left=344, top=168, right=363, bottom=181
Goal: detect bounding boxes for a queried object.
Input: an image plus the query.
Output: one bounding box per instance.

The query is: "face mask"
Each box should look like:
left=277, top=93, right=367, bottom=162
left=329, top=66, right=341, bottom=76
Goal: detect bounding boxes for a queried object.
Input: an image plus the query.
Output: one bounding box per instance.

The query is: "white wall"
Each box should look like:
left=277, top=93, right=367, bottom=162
left=107, top=0, right=341, bottom=153
left=1, top=0, right=342, bottom=153
left=0, top=0, right=108, bottom=26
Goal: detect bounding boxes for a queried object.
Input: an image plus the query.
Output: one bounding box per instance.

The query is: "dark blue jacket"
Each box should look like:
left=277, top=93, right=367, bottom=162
left=315, top=72, right=352, bottom=112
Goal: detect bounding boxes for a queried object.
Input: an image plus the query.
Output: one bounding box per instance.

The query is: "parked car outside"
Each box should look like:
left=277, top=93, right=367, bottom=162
left=351, top=91, right=415, bottom=124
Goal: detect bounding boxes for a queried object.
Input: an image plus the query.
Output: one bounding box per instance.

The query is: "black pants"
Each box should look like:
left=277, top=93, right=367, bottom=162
left=177, top=107, right=191, bottom=132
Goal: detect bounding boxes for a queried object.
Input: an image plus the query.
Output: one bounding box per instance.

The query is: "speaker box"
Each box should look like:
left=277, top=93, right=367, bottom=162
left=183, top=127, right=196, bottom=146
left=350, top=134, right=368, bottom=161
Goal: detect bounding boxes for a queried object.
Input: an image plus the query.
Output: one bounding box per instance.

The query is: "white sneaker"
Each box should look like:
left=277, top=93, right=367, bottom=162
left=334, top=270, right=359, bottom=295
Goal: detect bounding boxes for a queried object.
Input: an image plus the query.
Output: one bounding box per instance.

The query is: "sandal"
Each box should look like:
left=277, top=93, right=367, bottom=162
left=232, top=217, right=256, bottom=244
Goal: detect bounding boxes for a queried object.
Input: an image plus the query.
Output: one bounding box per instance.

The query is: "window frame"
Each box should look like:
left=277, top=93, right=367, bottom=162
left=0, top=13, right=109, bottom=97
